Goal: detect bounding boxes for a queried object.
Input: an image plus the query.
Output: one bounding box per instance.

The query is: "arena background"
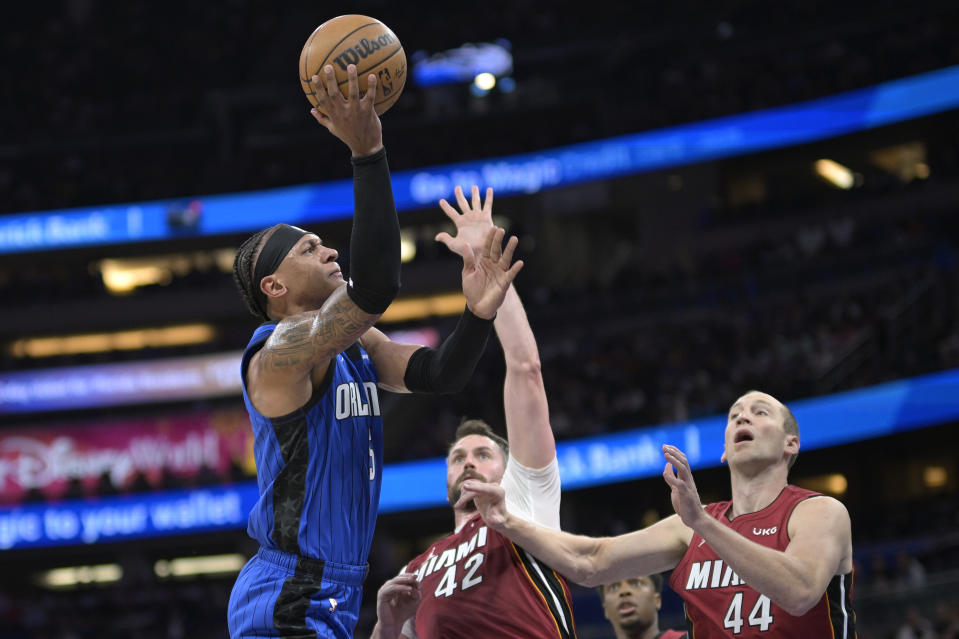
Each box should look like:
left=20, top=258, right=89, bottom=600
left=2, top=1, right=958, bottom=637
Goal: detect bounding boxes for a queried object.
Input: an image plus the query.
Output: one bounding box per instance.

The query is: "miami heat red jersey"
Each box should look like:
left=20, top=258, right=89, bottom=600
left=668, top=486, right=856, bottom=638
left=406, top=513, right=576, bottom=639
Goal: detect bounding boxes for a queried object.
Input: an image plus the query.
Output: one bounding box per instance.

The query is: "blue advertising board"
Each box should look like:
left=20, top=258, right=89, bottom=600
left=3, top=367, right=958, bottom=550
left=2, top=65, right=958, bottom=254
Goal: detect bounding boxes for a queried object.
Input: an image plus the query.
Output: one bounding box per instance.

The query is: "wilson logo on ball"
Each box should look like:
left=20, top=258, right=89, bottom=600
left=332, top=34, right=399, bottom=70
left=299, top=15, right=407, bottom=116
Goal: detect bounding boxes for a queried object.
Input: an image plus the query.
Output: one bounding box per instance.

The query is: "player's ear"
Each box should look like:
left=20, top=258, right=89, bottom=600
left=720, top=448, right=727, bottom=464
left=655, top=592, right=662, bottom=610
left=784, top=434, right=799, bottom=457
left=261, top=274, right=287, bottom=299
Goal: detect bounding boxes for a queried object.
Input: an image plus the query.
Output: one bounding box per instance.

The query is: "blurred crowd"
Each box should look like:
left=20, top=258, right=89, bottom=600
left=2, top=0, right=958, bottom=215
left=386, top=167, right=959, bottom=461
left=3, top=2, right=959, bottom=637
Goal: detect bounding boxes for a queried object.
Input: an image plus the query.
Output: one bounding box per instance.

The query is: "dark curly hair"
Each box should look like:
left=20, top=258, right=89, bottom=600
left=232, top=225, right=281, bottom=322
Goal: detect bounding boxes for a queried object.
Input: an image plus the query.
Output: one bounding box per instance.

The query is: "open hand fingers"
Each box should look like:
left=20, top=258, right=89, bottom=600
left=499, top=235, right=519, bottom=267
left=483, top=187, right=493, bottom=214
left=346, top=64, right=360, bottom=100
left=663, top=445, right=691, bottom=472
left=439, top=198, right=460, bottom=223
left=481, top=227, right=496, bottom=261
left=363, top=72, right=378, bottom=104
left=488, top=227, right=506, bottom=261
left=309, top=72, right=325, bottom=96
left=310, top=71, right=333, bottom=113
left=663, top=449, right=694, bottom=484
left=460, top=244, right=477, bottom=271
left=454, top=185, right=470, bottom=214
left=310, top=107, right=332, bottom=130
left=504, top=259, right=524, bottom=284
left=322, top=65, right=340, bottom=99
left=663, top=462, right=683, bottom=487
left=470, top=185, right=481, bottom=212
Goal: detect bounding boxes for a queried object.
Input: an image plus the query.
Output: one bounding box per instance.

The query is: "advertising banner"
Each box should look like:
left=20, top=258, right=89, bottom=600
left=0, top=410, right=253, bottom=503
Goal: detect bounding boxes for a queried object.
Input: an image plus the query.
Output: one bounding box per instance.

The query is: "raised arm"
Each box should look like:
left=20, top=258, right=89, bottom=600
left=457, top=479, right=690, bottom=586
left=663, top=445, right=853, bottom=615
left=495, top=286, right=554, bottom=468
left=434, top=186, right=550, bottom=466
left=361, top=199, right=523, bottom=395
left=247, top=65, right=399, bottom=414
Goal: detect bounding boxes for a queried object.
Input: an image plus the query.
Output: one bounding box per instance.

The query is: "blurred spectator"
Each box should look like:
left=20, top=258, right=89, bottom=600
left=896, top=606, right=936, bottom=639
left=895, top=551, right=928, bottom=591
left=935, top=600, right=959, bottom=638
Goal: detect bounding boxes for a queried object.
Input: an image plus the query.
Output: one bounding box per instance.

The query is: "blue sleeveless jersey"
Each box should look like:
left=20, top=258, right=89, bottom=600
left=240, top=323, right=384, bottom=566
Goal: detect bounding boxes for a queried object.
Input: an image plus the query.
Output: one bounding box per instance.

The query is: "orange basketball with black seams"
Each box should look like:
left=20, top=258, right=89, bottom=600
left=299, top=15, right=407, bottom=116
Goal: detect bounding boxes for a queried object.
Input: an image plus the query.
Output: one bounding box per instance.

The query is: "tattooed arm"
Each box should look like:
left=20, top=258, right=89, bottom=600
left=244, top=65, right=400, bottom=418
left=247, top=286, right=381, bottom=417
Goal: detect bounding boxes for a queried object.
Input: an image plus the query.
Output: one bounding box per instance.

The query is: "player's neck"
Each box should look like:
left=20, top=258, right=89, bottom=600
left=615, top=620, right=660, bottom=639
left=728, top=465, right=788, bottom=518
left=453, top=507, right=479, bottom=532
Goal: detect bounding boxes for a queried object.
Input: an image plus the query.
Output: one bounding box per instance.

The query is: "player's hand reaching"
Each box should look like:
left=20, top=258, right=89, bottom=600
left=456, top=479, right=509, bottom=529
left=435, top=185, right=495, bottom=260
left=459, top=226, right=523, bottom=319
left=309, top=63, right=383, bottom=156
left=374, top=573, right=421, bottom=637
left=663, top=445, right=708, bottom=532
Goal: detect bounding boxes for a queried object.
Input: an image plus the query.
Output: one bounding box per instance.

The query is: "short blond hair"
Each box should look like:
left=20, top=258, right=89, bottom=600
left=744, top=390, right=799, bottom=470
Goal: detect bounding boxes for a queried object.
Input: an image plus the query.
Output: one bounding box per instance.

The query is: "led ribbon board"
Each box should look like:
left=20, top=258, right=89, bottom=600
left=2, top=367, right=958, bottom=550
left=2, top=65, right=959, bottom=254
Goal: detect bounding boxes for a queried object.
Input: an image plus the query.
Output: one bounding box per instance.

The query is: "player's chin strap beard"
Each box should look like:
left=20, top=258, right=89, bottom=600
left=251, top=224, right=309, bottom=319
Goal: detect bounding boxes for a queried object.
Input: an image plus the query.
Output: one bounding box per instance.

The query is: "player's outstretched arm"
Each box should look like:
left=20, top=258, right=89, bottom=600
left=432, top=185, right=549, bottom=457
left=361, top=212, right=523, bottom=394
left=458, top=479, right=689, bottom=586
left=496, top=285, right=553, bottom=468
left=663, top=445, right=853, bottom=615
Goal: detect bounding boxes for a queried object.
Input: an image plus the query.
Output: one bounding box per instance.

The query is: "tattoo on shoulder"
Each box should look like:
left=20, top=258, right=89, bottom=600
left=260, top=294, right=374, bottom=372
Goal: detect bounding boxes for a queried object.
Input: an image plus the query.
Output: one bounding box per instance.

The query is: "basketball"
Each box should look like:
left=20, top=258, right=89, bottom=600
left=299, top=15, right=407, bottom=116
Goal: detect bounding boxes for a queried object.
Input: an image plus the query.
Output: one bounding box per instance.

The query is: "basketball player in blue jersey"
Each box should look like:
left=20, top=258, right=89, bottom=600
left=226, top=65, right=523, bottom=639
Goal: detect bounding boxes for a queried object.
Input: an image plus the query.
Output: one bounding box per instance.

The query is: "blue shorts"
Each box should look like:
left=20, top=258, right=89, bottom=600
left=228, top=547, right=368, bottom=639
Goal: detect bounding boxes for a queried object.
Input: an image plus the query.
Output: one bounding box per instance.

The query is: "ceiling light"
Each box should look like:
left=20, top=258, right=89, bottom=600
left=814, top=159, right=854, bottom=190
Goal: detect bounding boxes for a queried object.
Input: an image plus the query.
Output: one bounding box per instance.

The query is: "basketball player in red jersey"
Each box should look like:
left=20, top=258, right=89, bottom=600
left=599, top=573, right=686, bottom=639
left=459, top=390, right=857, bottom=638
left=371, top=186, right=576, bottom=639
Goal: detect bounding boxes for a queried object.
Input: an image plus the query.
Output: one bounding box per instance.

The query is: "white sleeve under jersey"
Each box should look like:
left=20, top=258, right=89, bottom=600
left=400, top=456, right=561, bottom=638
left=500, top=455, right=561, bottom=530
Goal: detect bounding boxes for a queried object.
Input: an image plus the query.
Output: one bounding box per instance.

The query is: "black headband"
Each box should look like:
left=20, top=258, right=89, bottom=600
left=251, top=224, right=309, bottom=319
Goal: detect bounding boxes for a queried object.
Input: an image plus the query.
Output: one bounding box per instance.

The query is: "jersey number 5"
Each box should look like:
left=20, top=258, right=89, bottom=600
left=724, top=592, right=774, bottom=633
left=434, top=554, right=485, bottom=598
left=369, top=428, right=376, bottom=481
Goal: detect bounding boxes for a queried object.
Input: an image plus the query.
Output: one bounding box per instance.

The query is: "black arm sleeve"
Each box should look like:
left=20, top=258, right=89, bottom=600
left=403, top=306, right=494, bottom=394
left=345, top=148, right=402, bottom=314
